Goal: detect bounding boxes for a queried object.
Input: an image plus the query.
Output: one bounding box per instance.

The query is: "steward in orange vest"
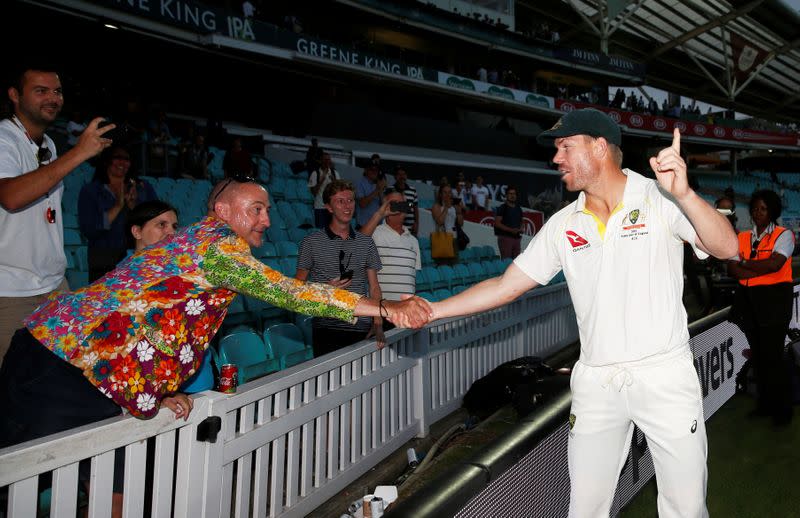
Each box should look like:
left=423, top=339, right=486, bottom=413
left=727, top=189, right=794, bottom=426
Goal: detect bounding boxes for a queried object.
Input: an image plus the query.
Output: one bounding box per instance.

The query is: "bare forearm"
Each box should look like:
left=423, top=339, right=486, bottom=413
left=677, top=190, right=738, bottom=259
left=0, top=148, right=88, bottom=210
left=728, top=257, right=785, bottom=279
left=432, top=265, right=537, bottom=319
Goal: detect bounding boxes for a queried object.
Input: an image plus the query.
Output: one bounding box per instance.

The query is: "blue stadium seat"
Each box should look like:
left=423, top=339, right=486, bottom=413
left=433, top=289, right=452, bottom=302
left=416, top=291, right=435, bottom=302
left=276, top=241, right=299, bottom=258
left=467, top=262, right=484, bottom=283
left=422, top=266, right=443, bottom=291
left=288, top=227, right=309, bottom=243
left=421, top=248, right=434, bottom=267
left=64, top=228, right=83, bottom=248
left=452, top=285, right=468, bottom=295
left=247, top=297, right=286, bottom=329
left=73, top=246, right=89, bottom=272
left=481, top=260, right=499, bottom=277
left=492, top=258, right=507, bottom=274
left=262, top=258, right=282, bottom=273
left=64, top=249, right=75, bottom=270
left=217, top=330, right=279, bottom=383
left=222, top=296, right=252, bottom=328
left=279, top=258, right=297, bottom=277
left=418, top=236, right=431, bottom=251
left=453, top=264, right=471, bottom=287
left=63, top=211, right=79, bottom=229
left=267, top=226, right=289, bottom=243
left=437, top=265, right=456, bottom=290
left=66, top=269, right=89, bottom=290
left=263, top=323, right=313, bottom=368
left=295, top=315, right=314, bottom=346
left=415, top=269, right=429, bottom=292
left=253, top=241, right=278, bottom=259
left=481, top=245, right=497, bottom=260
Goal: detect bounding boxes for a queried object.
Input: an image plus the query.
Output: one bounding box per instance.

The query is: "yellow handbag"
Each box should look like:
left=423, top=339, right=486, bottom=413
left=430, top=229, right=455, bottom=259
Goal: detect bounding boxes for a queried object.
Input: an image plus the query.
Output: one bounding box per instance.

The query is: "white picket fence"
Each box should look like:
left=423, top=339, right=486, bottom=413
left=0, top=283, right=577, bottom=518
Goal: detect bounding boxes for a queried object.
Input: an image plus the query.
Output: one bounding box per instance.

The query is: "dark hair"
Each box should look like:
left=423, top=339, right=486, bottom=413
left=323, top=179, right=354, bottom=205
left=92, top=145, right=132, bottom=184
left=435, top=184, right=451, bottom=205
left=8, top=65, right=59, bottom=93
left=749, top=189, right=782, bottom=223
left=127, top=200, right=177, bottom=247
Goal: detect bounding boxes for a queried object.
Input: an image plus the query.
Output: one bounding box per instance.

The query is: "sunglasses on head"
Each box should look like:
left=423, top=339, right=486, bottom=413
left=213, top=174, right=257, bottom=203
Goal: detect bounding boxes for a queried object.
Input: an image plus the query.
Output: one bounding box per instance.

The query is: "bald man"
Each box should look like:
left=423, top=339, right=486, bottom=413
left=1, top=177, right=431, bottom=449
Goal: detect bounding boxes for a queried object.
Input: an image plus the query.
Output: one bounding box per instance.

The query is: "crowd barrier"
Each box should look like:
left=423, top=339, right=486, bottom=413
left=0, top=282, right=577, bottom=518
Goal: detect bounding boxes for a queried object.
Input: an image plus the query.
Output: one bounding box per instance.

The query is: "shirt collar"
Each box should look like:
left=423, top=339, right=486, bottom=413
left=325, top=224, right=356, bottom=240
left=751, top=222, right=775, bottom=242
left=381, top=222, right=410, bottom=236
left=572, top=168, right=643, bottom=214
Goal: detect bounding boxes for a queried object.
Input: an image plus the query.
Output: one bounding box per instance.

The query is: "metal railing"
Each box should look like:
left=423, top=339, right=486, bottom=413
left=0, top=283, right=576, bottom=517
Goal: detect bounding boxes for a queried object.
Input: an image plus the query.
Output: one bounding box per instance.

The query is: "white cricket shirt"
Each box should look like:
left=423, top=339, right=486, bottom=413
left=515, top=170, right=707, bottom=366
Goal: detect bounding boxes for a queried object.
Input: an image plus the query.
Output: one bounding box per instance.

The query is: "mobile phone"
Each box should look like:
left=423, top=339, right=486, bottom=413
left=390, top=200, right=413, bottom=213
left=340, top=270, right=354, bottom=280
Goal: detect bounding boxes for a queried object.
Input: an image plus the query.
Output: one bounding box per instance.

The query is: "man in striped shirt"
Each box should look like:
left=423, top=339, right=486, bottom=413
left=393, top=165, right=419, bottom=236
left=362, top=192, right=421, bottom=330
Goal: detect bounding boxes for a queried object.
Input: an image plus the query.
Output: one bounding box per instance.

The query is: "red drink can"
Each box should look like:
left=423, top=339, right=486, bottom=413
left=219, top=364, right=238, bottom=393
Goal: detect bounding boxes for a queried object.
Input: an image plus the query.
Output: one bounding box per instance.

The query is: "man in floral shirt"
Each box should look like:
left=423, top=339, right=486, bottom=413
left=0, top=179, right=431, bottom=447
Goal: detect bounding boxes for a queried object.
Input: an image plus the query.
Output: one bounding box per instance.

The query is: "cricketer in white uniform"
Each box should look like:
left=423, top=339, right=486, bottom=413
left=427, top=109, right=739, bottom=517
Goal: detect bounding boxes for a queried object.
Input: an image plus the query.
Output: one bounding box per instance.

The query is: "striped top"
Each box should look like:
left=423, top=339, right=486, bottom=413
left=373, top=223, right=421, bottom=301
left=297, top=226, right=382, bottom=331
left=395, top=183, right=418, bottom=230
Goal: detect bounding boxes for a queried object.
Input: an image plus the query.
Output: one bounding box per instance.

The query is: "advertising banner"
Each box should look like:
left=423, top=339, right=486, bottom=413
left=463, top=209, right=544, bottom=236
left=438, top=73, right=555, bottom=109
left=555, top=100, right=800, bottom=148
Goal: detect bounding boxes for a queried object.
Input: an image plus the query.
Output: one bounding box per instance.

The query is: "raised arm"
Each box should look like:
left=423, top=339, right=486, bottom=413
left=649, top=129, right=738, bottom=259
left=0, top=118, right=113, bottom=211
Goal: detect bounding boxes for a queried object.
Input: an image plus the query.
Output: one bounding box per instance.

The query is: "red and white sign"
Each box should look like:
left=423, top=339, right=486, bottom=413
left=555, top=100, right=799, bottom=148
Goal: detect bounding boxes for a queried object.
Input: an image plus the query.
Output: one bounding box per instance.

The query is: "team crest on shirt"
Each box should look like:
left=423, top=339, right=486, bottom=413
left=621, top=208, right=649, bottom=240
left=566, top=230, right=590, bottom=252
left=569, top=413, right=576, bottom=430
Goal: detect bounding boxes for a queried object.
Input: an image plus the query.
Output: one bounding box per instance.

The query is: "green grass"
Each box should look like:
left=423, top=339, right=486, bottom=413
left=619, top=393, right=800, bottom=517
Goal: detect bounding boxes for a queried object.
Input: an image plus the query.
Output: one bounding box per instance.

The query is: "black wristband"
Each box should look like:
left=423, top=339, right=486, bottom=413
left=379, top=298, right=389, bottom=319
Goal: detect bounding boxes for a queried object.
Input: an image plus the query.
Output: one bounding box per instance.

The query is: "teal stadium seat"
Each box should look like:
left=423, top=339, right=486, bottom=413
left=218, top=330, right=279, bottom=383
left=253, top=241, right=278, bottom=259
left=263, top=323, right=314, bottom=368
left=73, top=246, right=89, bottom=272
left=437, top=265, right=456, bottom=290
left=453, top=264, right=471, bottom=287
left=66, top=269, right=89, bottom=290
left=276, top=241, right=299, bottom=258
left=415, top=269, right=429, bottom=292
left=295, top=315, right=314, bottom=346
left=433, top=289, right=452, bottom=302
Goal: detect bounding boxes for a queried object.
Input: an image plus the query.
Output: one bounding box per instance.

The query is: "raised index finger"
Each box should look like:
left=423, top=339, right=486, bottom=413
left=671, top=127, right=681, bottom=152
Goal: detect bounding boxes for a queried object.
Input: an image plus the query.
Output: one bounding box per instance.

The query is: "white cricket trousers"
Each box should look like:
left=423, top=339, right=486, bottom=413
left=567, top=346, right=708, bottom=518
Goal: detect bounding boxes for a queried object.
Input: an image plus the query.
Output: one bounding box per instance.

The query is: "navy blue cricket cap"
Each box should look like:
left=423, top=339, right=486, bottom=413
left=536, top=108, right=621, bottom=146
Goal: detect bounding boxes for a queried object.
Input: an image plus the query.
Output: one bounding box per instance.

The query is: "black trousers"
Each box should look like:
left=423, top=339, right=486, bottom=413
left=744, top=324, right=793, bottom=421
left=311, top=326, right=368, bottom=358
left=0, top=328, right=124, bottom=491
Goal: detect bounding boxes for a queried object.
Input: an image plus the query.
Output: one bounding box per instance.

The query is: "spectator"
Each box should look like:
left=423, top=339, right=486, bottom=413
left=494, top=186, right=524, bottom=259
left=66, top=109, right=87, bottom=148
left=477, top=66, right=488, bottom=82
left=356, top=163, right=385, bottom=228
left=296, top=180, right=384, bottom=356
left=728, top=190, right=794, bottom=427
left=392, top=165, right=419, bottom=236
left=431, top=184, right=464, bottom=265
left=180, top=134, right=212, bottom=180
left=242, top=0, right=255, bottom=21
left=0, top=177, right=430, bottom=515
left=305, top=137, right=323, bottom=173
left=126, top=200, right=178, bottom=253
left=0, top=66, right=111, bottom=365
left=470, top=175, right=491, bottom=210
left=308, top=152, right=339, bottom=228
left=147, top=110, right=172, bottom=159
left=78, top=145, right=157, bottom=282
left=715, top=196, right=737, bottom=229
left=222, top=137, right=254, bottom=179
left=361, top=193, right=422, bottom=330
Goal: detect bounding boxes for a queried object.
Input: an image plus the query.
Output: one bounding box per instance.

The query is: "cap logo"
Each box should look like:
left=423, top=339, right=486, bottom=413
left=549, top=118, right=564, bottom=131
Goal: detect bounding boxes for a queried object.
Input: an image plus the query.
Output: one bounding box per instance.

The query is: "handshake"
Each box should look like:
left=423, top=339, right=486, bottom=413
left=365, top=295, right=435, bottom=329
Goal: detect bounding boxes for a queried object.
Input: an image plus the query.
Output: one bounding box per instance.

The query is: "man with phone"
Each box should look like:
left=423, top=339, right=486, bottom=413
left=0, top=66, right=113, bottom=365
left=296, top=180, right=385, bottom=356
left=361, top=191, right=422, bottom=330
left=392, top=165, right=419, bottom=236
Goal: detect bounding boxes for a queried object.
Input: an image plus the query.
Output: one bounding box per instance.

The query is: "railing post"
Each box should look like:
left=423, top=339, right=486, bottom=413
left=170, top=391, right=228, bottom=518
left=413, top=327, right=433, bottom=438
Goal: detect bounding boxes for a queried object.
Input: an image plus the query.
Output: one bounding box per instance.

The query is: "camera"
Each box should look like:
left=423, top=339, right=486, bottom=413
left=340, top=269, right=354, bottom=280
left=390, top=200, right=413, bottom=213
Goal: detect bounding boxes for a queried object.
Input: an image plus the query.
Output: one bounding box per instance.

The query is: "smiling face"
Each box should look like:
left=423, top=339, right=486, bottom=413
left=106, top=148, right=131, bottom=180
left=132, top=210, right=179, bottom=251
left=552, top=135, right=600, bottom=192
left=215, top=182, right=271, bottom=247
left=9, top=70, right=64, bottom=127
left=326, top=189, right=356, bottom=225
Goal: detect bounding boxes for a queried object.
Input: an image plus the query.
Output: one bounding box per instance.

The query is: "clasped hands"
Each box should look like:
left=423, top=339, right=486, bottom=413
left=382, top=295, right=434, bottom=329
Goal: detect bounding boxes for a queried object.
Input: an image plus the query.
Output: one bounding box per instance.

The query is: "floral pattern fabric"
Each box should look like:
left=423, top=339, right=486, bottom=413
left=26, top=217, right=361, bottom=418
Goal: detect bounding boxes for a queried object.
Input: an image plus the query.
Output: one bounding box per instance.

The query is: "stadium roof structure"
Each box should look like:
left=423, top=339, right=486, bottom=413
left=519, top=0, right=800, bottom=123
